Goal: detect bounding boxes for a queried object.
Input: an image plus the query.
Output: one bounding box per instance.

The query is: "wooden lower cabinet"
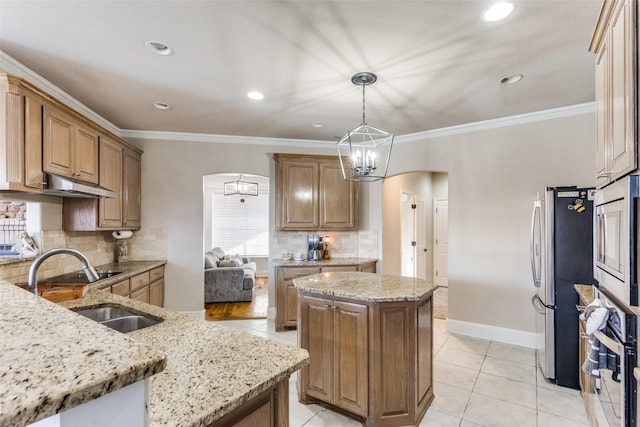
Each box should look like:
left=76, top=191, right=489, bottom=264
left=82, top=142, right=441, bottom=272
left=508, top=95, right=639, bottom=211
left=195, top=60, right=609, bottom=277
left=300, top=295, right=368, bottom=416
left=275, top=262, right=377, bottom=332
left=298, top=292, right=433, bottom=426
left=208, top=378, right=289, bottom=427
left=107, top=265, right=165, bottom=307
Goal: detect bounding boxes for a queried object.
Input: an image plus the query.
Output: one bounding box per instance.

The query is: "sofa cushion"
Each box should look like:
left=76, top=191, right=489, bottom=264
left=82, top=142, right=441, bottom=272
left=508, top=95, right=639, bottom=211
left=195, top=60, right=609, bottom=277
left=211, top=247, right=226, bottom=259
left=219, top=259, right=241, bottom=267
left=204, top=251, right=219, bottom=268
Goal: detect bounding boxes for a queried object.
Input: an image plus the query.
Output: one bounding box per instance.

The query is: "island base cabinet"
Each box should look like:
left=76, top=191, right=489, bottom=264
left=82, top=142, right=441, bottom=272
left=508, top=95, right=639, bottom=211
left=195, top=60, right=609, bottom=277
left=298, top=292, right=434, bottom=427
left=208, top=378, right=289, bottom=427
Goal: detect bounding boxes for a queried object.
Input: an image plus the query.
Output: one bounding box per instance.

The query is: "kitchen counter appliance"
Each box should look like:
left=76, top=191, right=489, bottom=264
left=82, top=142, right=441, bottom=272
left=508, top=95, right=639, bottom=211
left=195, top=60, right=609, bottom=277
left=307, top=234, right=324, bottom=261
left=531, top=186, right=595, bottom=389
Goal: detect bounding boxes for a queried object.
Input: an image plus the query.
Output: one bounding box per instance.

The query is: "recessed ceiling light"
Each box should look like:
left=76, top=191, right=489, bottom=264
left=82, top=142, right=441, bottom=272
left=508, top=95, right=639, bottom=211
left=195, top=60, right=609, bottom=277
left=500, top=73, right=524, bottom=85
left=247, top=91, right=264, bottom=100
left=152, top=101, right=172, bottom=110
left=312, top=122, right=325, bottom=128
left=145, top=40, right=173, bottom=56
left=483, top=2, right=515, bottom=22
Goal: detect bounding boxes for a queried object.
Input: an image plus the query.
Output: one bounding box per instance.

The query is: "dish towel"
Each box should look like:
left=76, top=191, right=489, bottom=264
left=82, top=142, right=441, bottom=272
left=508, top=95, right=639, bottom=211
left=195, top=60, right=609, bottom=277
left=581, top=300, right=621, bottom=381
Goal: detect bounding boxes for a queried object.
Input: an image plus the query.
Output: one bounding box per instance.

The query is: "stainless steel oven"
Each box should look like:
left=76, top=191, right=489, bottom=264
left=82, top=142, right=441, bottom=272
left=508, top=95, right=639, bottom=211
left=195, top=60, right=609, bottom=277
left=590, top=287, right=637, bottom=427
left=594, top=175, right=639, bottom=306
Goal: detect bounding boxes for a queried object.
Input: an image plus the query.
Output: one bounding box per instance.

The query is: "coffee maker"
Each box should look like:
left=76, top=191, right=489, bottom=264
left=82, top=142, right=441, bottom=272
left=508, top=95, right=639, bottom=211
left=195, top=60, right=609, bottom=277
left=308, top=235, right=324, bottom=261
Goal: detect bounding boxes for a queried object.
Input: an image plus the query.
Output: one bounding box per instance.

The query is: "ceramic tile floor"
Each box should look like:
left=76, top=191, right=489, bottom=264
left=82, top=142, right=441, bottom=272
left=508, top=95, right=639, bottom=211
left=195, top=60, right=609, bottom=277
left=214, top=318, right=589, bottom=427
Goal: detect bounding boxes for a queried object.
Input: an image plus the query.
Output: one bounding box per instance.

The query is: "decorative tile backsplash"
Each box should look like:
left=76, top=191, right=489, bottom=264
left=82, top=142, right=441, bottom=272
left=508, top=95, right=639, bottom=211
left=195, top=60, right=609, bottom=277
left=272, top=229, right=378, bottom=260
left=0, top=228, right=167, bottom=284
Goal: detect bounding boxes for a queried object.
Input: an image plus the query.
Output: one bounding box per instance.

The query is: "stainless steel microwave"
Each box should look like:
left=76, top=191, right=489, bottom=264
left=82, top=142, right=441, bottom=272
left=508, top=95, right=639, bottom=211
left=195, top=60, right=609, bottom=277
left=594, top=175, right=639, bottom=306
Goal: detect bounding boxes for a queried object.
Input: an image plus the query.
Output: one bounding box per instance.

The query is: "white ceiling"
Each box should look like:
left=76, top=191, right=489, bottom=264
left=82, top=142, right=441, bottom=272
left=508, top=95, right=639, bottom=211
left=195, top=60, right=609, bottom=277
left=0, top=1, right=602, bottom=142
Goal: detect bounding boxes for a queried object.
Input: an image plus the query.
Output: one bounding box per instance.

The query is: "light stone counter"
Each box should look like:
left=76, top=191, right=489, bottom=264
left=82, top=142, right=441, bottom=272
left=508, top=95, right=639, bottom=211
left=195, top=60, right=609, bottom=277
left=271, top=257, right=377, bottom=268
left=60, top=289, right=309, bottom=427
left=0, top=281, right=166, bottom=426
left=294, top=271, right=438, bottom=302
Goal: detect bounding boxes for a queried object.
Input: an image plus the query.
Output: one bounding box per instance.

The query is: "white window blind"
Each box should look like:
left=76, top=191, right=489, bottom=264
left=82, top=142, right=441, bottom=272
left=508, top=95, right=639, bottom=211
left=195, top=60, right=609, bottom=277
left=212, top=193, right=268, bottom=256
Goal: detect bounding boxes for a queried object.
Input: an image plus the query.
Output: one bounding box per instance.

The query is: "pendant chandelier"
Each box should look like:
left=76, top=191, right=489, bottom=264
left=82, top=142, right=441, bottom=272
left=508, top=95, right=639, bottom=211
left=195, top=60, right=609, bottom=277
left=337, top=72, right=394, bottom=182
left=224, top=174, right=258, bottom=196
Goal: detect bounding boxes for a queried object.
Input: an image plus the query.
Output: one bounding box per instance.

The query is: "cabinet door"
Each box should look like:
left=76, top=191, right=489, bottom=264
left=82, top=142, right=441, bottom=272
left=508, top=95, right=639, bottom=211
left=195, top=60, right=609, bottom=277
left=43, top=105, right=74, bottom=178
left=149, top=279, right=164, bottom=307
left=99, top=136, right=124, bottom=228
left=111, top=279, right=130, bottom=297
left=319, top=161, right=358, bottom=230
left=321, top=266, right=357, bottom=272
left=277, top=159, right=319, bottom=230
left=333, top=300, right=368, bottom=416
left=130, top=286, right=149, bottom=304
left=359, top=262, right=377, bottom=273
left=595, top=35, right=610, bottom=187
left=24, top=92, right=43, bottom=189
left=608, top=0, right=636, bottom=180
left=74, top=124, right=99, bottom=183
left=123, top=149, right=141, bottom=228
left=300, top=294, right=334, bottom=402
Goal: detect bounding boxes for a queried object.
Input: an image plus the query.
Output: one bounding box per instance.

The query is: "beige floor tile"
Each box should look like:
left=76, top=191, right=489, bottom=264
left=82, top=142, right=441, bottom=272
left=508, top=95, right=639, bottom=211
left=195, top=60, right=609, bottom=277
left=463, top=393, right=536, bottom=427
left=303, top=408, right=363, bottom=426
left=288, top=394, right=324, bottom=427
left=537, top=385, right=589, bottom=424
left=419, top=408, right=461, bottom=426
left=473, top=372, right=536, bottom=409
left=442, top=334, right=491, bottom=356
left=481, top=356, right=537, bottom=385
left=431, top=381, right=472, bottom=417
left=434, top=360, right=480, bottom=391
left=487, top=341, right=536, bottom=366
left=435, top=345, right=486, bottom=371
left=536, top=411, right=590, bottom=427
left=460, top=421, right=485, bottom=427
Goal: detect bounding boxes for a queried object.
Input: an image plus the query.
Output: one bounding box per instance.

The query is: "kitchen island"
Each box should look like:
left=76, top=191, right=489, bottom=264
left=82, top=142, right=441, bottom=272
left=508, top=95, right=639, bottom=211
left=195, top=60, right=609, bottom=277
left=1, top=270, right=309, bottom=426
left=294, top=271, right=437, bottom=427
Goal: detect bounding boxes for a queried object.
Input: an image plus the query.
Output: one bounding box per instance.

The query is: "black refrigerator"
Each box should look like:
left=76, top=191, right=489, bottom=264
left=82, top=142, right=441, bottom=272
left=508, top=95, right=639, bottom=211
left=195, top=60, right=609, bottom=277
left=530, top=186, right=595, bottom=389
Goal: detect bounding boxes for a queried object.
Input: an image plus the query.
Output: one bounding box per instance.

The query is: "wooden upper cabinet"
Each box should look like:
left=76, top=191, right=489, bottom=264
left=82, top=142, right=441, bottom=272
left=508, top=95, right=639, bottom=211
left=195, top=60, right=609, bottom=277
left=590, top=0, right=637, bottom=187
left=43, top=104, right=99, bottom=184
left=319, top=161, right=358, bottom=229
left=64, top=138, right=142, bottom=231
left=274, top=154, right=358, bottom=231
left=99, top=136, right=124, bottom=228
left=0, top=75, right=44, bottom=192
left=123, top=148, right=141, bottom=228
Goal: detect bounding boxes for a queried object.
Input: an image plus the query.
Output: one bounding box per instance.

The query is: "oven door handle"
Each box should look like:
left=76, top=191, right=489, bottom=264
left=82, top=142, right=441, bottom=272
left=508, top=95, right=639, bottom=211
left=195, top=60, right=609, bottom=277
left=593, top=329, right=622, bottom=356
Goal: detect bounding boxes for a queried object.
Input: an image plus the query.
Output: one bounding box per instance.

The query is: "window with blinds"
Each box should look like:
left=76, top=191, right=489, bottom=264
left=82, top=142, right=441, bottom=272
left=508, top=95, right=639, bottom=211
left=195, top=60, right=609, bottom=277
left=212, top=193, right=268, bottom=256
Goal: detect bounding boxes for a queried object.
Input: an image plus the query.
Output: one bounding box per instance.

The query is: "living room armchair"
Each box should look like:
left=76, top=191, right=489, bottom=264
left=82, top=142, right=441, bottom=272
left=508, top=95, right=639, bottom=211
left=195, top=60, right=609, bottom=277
left=204, top=247, right=256, bottom=303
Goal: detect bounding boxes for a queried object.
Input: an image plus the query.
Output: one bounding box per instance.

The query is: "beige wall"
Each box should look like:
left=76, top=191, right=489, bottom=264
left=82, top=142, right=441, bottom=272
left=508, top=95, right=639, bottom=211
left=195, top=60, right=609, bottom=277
left=387, top=113, right=595, bottom=337
left=135, top=109, right=594, bottom=338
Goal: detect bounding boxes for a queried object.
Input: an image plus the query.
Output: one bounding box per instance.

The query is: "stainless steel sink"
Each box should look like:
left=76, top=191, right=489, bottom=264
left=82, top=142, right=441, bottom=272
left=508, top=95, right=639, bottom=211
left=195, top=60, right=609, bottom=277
left=73, top=305, right=162, bottom=333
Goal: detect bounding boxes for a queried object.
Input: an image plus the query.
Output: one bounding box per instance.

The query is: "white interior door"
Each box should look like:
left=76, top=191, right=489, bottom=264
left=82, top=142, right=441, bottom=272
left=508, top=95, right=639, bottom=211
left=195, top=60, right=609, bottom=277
left=434, top=199, right=448, bottom=286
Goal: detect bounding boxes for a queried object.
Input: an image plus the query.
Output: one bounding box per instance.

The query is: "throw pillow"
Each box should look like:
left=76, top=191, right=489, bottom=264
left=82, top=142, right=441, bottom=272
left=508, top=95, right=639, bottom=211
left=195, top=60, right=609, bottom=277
left=204, top=252, right=218, bottom=268
left=219, top=259, right=241, bottom=268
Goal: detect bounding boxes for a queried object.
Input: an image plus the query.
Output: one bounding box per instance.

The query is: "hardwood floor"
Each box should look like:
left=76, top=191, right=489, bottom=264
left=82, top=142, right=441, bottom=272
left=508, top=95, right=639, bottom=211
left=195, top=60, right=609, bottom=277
left=205, top=277, right=268, bottom=321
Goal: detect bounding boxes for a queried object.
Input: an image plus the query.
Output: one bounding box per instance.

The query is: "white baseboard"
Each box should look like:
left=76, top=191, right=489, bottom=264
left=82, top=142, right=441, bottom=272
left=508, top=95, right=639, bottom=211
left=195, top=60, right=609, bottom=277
left=446, top=318, right=536, bottom=348
left=179, top=309, right=206, bottom=320
left=267, top=307, right=276, bottom=320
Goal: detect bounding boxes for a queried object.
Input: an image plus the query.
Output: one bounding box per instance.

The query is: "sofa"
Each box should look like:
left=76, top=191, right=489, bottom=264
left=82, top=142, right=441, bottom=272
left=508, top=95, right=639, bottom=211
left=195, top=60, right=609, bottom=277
left=204, top=247, right=256, bottom=303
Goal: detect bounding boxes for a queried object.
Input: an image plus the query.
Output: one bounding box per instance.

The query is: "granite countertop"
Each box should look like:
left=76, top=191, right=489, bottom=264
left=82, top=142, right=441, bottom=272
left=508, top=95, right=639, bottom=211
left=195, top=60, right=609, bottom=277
left=0, top=282, right=166, bottom=426
left=294, top=271, right=438, bottom=302
left=60, top=290, right=309, bottom=427
left=272, top=257, right=377, bottom=267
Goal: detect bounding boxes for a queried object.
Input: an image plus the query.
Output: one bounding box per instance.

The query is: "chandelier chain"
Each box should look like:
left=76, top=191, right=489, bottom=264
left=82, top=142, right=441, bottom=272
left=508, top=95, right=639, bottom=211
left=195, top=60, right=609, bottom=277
left=361, top=82, right=366, bottom=125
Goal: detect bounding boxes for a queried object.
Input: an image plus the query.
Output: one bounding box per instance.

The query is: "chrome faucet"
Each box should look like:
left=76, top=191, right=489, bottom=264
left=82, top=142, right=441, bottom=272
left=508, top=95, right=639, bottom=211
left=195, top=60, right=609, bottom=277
left=28, top=248, right=100, bottom=295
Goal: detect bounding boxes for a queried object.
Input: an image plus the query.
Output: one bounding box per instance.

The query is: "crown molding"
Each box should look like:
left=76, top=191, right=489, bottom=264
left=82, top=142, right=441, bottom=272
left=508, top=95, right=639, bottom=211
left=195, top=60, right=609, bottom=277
left=120, top=129, right=334, bottom=148
left=0, top=50, right=120, bottom=135
left=395, top=102, right=596, bottom=144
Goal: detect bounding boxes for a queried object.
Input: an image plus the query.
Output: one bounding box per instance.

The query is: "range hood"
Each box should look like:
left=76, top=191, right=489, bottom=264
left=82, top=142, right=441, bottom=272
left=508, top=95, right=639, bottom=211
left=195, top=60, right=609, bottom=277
left=42, top=173, right=116, bottom=198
